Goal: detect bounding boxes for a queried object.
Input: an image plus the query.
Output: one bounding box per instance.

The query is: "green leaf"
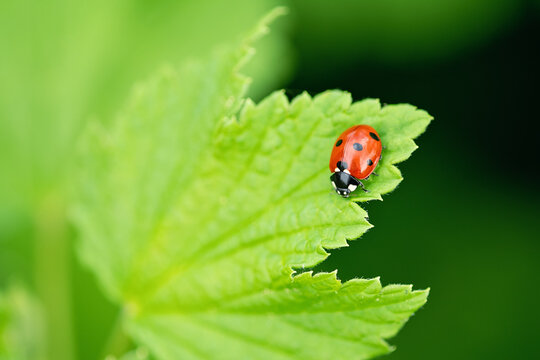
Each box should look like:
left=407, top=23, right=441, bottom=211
left=0, top=286, right=46, bottom=360
left=74, top=8, right=432, bottom=360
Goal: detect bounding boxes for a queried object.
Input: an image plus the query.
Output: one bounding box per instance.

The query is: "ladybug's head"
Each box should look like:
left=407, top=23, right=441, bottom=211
left=330, top=166, right=360, bottom=198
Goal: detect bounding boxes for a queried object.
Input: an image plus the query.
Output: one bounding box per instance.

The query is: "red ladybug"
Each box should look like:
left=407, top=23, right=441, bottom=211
left=329, top=125, right=382, bottom=197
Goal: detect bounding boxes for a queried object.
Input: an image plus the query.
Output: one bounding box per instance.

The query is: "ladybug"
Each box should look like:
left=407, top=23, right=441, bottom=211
left=329, top=124, right=383, bottom=197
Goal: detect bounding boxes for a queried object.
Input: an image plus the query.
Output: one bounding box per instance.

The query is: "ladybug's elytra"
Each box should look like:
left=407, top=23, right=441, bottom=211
left=329, top=124, right=383, bottom=197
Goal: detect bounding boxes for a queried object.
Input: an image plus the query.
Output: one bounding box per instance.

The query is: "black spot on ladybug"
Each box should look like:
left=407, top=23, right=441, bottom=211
left=369, top=132, right=380, bottom=141
left=353, top=143, right=363, bottom=151
left=337, top=161, right=348, bottom=171
left=367, top=159, right=374, bottom=166
left=335, top=139, right=343, bottom=147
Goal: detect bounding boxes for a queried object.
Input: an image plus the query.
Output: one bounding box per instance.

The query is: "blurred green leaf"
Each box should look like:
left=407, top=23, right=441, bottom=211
left=0, top=0, right=291, bottom=212
left=74, top=9, right=431, bottom=360
left=0, top=286, right=46, bottom=360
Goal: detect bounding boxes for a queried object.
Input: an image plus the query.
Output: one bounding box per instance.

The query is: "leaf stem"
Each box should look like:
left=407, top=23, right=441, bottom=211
left=34, top=192, right=75, bottom=360
left=101, top=311, right=131, bottom=359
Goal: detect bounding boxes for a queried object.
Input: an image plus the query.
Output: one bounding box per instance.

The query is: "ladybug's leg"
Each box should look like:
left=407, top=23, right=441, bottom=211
left=364, top=172, right=378, bottom=181
left=358, top=181, right=369, bottom=193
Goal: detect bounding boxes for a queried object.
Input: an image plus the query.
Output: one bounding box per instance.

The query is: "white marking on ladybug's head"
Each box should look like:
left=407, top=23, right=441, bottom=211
left=344, top=169, right=351, bottom=174
left=334, top=167, right=340, bottom=172
left=332, top=181, right=337, bottom=189
left=348, top=184, right=357, bottom=192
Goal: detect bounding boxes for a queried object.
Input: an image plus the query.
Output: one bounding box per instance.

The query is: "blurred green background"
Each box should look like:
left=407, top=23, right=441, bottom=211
left=1, top=0, right=539, bottom=359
